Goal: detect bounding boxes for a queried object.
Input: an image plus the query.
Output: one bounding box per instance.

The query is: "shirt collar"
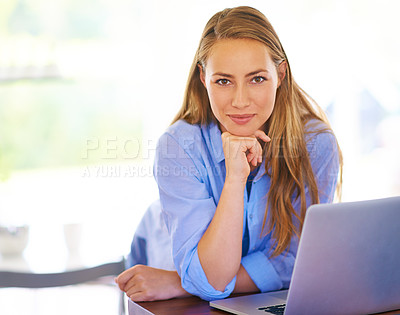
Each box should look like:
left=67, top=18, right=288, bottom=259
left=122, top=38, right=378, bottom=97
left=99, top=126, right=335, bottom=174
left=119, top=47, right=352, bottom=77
left=253, top=159, right=266, bottom=182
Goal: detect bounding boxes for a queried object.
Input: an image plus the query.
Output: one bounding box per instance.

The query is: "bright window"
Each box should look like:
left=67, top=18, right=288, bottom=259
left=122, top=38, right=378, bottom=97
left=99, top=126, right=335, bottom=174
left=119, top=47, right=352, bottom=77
left=0, top=0, right=399, bottom=264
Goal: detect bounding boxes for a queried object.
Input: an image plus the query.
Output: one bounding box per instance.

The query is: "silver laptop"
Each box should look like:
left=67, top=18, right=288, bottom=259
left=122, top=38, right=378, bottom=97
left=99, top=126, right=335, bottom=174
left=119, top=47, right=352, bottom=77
left=210, top=196, right=400, bottom=315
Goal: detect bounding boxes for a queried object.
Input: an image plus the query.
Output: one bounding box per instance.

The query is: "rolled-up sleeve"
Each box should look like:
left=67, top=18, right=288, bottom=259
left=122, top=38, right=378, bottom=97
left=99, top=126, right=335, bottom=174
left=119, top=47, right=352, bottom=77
left=154, top=131, right=235, bottom=300
left=241, top=237, right=297, bottom=292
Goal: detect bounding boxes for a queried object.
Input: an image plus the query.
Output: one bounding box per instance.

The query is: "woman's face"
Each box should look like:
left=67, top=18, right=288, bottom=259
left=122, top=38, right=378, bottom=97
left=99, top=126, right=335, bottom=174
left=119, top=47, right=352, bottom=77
left=200, top=38, right=286, bottom=136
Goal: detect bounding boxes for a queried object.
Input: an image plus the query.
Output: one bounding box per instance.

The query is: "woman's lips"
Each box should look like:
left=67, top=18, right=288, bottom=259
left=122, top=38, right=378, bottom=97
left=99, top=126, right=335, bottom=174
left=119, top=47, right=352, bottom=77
left=228, top=114, right=255, bottom=125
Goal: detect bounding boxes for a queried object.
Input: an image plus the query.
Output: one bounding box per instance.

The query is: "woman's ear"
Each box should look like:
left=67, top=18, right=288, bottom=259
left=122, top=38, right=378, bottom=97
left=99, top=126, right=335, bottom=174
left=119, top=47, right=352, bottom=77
left=198, top=63, right=206, bottom=87
left=277, top=61, right=287, bottom=87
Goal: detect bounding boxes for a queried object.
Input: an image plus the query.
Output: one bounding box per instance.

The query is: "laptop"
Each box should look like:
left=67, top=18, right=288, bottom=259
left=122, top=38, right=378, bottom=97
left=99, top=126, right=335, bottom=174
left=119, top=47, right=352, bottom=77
left=210, top=196, right=400, bottom=315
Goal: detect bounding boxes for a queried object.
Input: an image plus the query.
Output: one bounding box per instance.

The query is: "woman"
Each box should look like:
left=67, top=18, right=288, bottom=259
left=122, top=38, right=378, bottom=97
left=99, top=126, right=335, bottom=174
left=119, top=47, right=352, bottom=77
left=116, top=6, right=342, bottom=302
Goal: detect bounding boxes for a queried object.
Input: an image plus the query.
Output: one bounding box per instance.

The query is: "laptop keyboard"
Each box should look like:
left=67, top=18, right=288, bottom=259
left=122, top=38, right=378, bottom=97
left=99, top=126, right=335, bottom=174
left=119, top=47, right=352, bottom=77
left=258, top=303, right=286, bottom=314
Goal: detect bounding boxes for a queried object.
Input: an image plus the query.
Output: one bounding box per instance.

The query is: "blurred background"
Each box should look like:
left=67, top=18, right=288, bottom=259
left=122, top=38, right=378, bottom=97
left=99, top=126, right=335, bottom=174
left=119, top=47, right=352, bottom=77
left=0, top=0, right=399, bottom=313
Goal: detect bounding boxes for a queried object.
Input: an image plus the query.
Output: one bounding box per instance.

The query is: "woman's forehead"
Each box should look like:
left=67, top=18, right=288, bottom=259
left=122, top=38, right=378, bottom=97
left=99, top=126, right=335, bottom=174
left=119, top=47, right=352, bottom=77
left=205, top=38, right=275, bottom=73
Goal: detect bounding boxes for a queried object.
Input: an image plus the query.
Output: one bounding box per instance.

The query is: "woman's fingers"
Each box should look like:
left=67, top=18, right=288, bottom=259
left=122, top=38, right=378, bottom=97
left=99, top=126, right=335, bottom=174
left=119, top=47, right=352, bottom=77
left=222, top=130, right=270, bottom=180
left=246, top=145, right=259, bottom=166
left=128, top=290, right=155, bottom=302
left=115, top=270, right=130, bottom=291
left=254, top=130, right=271, bottom=143
left=115, top=265, right=142, bottom=291
left=123, top=276, right=139, bottom=293
left=248, top=130, right=270, bottom=166
left=126, top=283, right=148, bottom=302
left=246, top=136, right=265, bottom=165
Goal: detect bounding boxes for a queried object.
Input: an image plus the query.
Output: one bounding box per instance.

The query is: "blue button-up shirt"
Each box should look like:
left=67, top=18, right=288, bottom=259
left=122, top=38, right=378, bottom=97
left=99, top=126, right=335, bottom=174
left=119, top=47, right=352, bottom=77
left=153, top=119, right=339, bottom=301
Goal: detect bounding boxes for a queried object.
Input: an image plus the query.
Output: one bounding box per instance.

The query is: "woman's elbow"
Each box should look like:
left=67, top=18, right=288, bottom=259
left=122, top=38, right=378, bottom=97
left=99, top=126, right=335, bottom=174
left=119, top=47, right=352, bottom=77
left=208, top=278, right=231, bottom=292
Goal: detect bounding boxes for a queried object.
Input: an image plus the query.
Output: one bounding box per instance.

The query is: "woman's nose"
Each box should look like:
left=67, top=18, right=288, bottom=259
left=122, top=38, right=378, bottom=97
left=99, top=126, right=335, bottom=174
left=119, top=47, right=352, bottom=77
left=231, top=85, right=250, bottom=109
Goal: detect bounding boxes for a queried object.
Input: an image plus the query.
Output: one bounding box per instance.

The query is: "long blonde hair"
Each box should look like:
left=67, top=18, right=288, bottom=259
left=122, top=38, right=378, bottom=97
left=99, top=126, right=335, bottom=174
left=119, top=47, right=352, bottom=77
left=172, top=6, right=343, bottom=257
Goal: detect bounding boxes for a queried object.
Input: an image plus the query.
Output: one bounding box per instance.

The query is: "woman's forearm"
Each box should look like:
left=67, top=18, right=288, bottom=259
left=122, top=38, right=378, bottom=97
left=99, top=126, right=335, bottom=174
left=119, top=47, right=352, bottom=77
left=197, top=179, right=246, bottom=291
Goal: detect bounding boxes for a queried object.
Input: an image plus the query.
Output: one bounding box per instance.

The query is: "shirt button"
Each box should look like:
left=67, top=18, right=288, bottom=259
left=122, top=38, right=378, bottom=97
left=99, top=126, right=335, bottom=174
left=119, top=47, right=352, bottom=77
left=249, top=214, right=253, bottom=220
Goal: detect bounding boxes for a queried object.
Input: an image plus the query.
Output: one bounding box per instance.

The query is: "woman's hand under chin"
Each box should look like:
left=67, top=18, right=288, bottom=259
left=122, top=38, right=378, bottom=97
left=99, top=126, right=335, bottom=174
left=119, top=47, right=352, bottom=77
left=115, top=265, right=190, bottom=302
left=221, top=129, right=270, bottom=183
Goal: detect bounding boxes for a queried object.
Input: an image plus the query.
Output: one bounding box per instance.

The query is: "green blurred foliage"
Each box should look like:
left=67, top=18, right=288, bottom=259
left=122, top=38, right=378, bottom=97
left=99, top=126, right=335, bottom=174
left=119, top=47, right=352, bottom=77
left=0, top=0, right=143, bottom=175
left=0, top=79, right=142, bottom=171
left=1, top=0, right=109, bottom=39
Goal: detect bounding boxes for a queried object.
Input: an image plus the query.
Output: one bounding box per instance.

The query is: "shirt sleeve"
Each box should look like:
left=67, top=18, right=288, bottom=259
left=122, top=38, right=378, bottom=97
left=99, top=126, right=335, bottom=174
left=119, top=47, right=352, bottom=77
left=241, top=131, right=340, bottom=292
left=154, top=132, right=236, bottom=301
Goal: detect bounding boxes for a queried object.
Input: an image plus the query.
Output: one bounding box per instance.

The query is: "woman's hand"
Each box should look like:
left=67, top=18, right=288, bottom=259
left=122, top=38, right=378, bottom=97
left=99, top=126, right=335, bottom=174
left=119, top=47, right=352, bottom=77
left=222, top=130, right=270, bottom=182
left=115, top=265, right=190, bottom=302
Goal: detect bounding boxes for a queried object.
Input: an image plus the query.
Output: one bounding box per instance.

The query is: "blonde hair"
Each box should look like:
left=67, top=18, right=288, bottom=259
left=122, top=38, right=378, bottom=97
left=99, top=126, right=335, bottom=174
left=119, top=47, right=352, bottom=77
left=173, top=6, right=343, bottom=257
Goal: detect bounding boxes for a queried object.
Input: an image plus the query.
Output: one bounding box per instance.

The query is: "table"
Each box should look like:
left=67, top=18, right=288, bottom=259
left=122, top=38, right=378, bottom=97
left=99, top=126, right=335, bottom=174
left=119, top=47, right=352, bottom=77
left=133, top=296, right=229, bottom=314
left=132, top=296, right=400, bottom=315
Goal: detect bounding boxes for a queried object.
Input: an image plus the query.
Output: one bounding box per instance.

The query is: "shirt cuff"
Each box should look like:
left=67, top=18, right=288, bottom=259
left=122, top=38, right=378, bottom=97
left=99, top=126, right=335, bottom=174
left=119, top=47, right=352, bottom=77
left=241, top=251, right=283, bottom=292
left=181, top=248, right=236, bottom=301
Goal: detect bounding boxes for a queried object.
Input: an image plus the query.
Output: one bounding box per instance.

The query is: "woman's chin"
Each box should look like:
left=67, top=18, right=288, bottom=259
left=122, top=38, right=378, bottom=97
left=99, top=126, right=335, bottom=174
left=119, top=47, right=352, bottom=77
left=219, top=124, right=260, bottom=137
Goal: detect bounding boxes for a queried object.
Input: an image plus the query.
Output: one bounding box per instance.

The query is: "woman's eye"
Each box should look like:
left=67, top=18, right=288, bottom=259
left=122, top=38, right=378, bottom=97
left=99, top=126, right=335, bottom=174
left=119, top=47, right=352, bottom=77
left=252, top=76, right=265, bottom=84
left=216, top=79, right=230, bottom=85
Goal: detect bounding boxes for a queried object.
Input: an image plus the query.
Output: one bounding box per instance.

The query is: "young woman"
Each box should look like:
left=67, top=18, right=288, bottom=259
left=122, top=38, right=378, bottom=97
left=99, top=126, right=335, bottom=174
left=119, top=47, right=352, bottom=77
left=116, top=6, right=342, bottom=302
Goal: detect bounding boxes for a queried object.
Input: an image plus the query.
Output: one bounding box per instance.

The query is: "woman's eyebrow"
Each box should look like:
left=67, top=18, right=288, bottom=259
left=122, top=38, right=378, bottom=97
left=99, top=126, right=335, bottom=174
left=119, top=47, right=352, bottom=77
left=211, top=69, right=269, bottom=78
left=211, top=72, right=234, bottom=78
left=245, top=69, right=269, bottom=77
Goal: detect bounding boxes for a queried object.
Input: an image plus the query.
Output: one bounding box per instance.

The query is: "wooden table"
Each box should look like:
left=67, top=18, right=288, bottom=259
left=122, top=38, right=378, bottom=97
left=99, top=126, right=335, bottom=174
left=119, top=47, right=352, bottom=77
left=135, top=296, right=226, bottom=314
left=132, top=296, right=400, bottom=315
